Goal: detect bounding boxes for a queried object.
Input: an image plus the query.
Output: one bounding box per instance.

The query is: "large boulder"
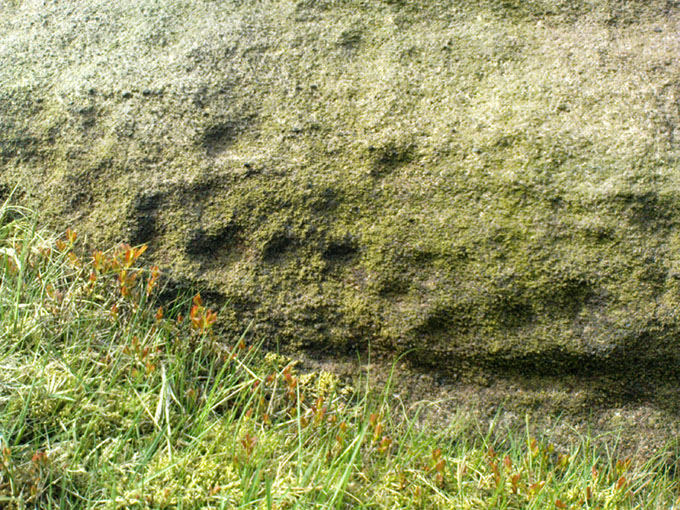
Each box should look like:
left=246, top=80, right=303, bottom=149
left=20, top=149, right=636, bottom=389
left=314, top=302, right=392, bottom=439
left=2, top=0, right=680, bottom=378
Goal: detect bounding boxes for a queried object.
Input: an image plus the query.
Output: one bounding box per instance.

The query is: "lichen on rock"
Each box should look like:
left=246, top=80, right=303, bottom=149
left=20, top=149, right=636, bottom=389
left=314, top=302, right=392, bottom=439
left=2, top=0, right=680, bottom=388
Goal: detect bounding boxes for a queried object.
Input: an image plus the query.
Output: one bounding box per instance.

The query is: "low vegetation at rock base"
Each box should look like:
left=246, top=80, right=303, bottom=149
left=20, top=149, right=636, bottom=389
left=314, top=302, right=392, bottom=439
left=1, top=202, right=679, bottom=509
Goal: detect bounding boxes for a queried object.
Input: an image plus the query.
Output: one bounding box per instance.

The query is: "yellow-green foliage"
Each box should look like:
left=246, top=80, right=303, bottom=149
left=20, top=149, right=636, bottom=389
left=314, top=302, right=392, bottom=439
left=129, top=448, right=242, bottom=509
left=299, top=370, right=341, bottom=401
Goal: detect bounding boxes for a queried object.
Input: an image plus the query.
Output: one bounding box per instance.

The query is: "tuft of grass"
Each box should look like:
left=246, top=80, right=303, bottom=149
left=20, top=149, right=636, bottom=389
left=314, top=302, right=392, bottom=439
left=0, top=201, right=678, bottom=509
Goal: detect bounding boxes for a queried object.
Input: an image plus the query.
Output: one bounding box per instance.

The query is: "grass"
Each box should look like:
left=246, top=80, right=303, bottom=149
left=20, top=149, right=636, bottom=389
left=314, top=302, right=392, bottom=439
left=0, top=200, right=679, bottom=509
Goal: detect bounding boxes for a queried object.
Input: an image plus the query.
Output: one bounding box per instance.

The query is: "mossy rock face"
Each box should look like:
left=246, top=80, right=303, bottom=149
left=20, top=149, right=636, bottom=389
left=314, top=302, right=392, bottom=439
left=2, top=0, right=680, bottom=378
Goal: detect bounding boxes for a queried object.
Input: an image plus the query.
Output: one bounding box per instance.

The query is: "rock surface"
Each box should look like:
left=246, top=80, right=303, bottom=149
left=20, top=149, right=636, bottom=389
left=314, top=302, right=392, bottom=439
left=2, top=0, right=680, bottom=383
